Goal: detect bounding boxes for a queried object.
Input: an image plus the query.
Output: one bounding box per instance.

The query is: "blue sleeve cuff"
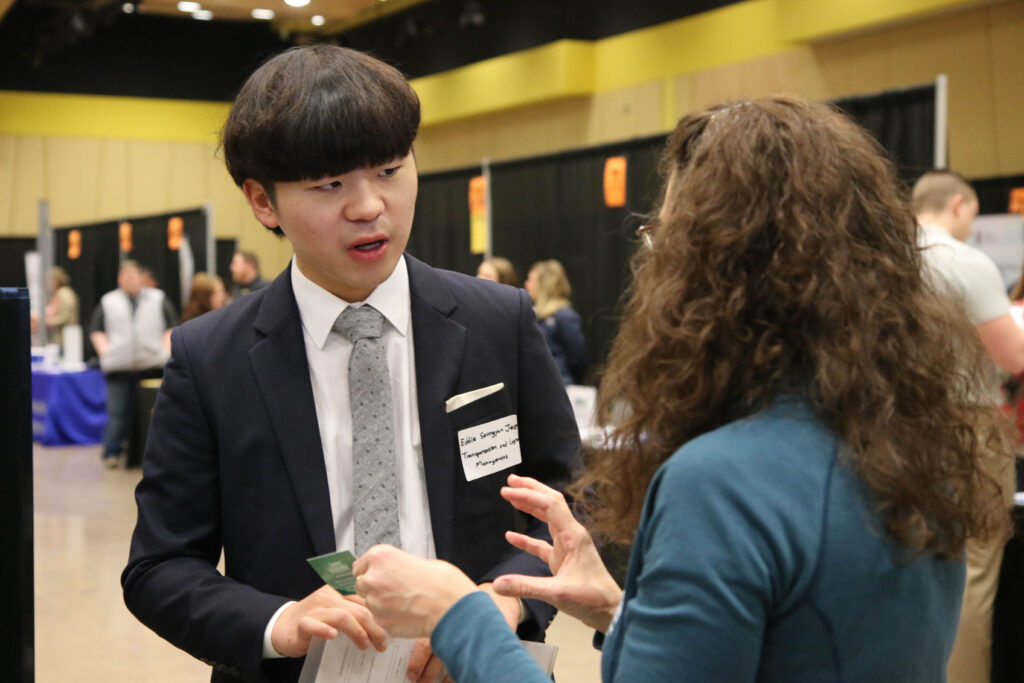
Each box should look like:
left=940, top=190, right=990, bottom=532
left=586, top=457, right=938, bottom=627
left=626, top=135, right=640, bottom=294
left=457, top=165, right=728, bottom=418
left=432, top=592, right=550, bottom=683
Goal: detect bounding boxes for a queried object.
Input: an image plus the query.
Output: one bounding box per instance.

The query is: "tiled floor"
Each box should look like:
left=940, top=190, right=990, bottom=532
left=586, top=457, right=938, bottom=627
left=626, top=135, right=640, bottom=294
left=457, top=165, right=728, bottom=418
left=33, top=444, right=602, bottom=682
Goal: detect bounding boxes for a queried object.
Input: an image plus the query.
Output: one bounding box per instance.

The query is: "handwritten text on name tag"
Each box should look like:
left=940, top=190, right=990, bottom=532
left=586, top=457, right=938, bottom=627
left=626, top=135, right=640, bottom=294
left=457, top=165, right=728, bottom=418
left=457, top=414, right=522, bottom=482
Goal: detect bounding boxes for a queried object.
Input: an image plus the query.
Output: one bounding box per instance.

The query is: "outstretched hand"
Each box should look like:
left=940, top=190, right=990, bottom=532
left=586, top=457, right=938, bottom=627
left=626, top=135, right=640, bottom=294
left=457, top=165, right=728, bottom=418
left=493, top=474, right=623, bottom=633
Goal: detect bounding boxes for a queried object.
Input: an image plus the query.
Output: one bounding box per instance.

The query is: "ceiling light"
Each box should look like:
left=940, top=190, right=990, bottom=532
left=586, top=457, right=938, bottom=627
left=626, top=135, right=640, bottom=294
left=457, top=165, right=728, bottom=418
left=285, top=0, right=310, bottom=6
left=251, top=8, right=275, bottom=19
left=122, top=3, right=136, bottom=13
left=311, top=14, right=325, bottom=26
left=177, top=1, right=201, bottom=12
left=192, top=9, right=213, bottom=20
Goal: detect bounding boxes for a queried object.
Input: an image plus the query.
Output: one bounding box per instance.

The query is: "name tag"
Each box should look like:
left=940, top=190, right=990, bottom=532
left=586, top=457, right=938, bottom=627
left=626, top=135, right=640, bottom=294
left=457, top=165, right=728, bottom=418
left=457, top=414, right=522, bottom=481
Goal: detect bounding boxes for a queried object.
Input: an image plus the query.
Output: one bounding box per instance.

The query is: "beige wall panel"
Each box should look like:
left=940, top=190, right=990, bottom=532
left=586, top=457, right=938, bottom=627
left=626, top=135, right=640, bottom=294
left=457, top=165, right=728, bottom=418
left=126, top=140, right=172, bottom=217
left=815, top=32, right=892, bottom=100
left=416, top=96, right=592, bottom=172
left=205, top=158, right=247, bottom=239
left=989, top=1, right=1024, bottom=175
left=765, top=49, right=829, bottom=100
left=684, top=50, right=825, bottom=112
left=10, top=136, right=46, bottom=236
left=95, top=138, right=131, bottom=220
left=586, top=82, right=664, bottom=144
left=0, top=136, right=16, bottom=235
left=167, top=142, right=211, bottom=212
left=45, top=138, right=102, bottom=227
left=672, top=73, right=695, bottom=119
left=417, top=84, right=667, bottom=173
left=883, top=7, right=997, bottom=175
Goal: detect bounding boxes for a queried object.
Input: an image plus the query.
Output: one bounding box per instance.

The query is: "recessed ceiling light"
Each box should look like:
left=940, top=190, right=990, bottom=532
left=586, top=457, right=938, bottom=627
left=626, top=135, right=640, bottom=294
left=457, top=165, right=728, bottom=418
left=122, top=3, right=135, bottom=13
left=285, top=0, right=310, bottom=7
left=311, top=14, right=325, bottom=26
left=192, top=9, right=213, bottom=20
left=251, top=8, right=275, bottom=19
left=177, top=1, right=201, bottom=12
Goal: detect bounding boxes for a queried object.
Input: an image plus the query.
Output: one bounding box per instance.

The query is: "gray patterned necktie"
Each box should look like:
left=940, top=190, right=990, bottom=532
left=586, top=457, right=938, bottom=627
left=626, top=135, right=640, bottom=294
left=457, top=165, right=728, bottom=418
left=334, top=306, right=400, bottom=556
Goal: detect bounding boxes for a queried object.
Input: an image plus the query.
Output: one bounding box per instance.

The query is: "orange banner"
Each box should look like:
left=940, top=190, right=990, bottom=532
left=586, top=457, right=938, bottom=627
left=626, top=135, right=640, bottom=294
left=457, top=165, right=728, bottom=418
left=469, top=176, right=488, bottom=254
left=167, top=216, right=184, bottom=250
left=68, top=229, right=82, bottom=260
left=119, top=221, right=133, bottom=253
left=603, top=156, right=627, bottom=208
left=1010, top=188, right=1024, bottom=215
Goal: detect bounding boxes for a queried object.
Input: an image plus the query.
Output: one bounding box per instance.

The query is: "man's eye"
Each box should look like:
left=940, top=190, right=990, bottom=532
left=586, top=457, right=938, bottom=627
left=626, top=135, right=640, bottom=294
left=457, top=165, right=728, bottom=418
left=380, top=166, right=401, bottom=178
left=318, top=181, right=342, bottom=190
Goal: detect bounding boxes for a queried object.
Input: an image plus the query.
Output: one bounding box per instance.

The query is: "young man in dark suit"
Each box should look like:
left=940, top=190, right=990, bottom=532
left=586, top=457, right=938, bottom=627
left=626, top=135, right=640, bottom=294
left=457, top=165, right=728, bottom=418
left=122, top=45, right=580, bottom=683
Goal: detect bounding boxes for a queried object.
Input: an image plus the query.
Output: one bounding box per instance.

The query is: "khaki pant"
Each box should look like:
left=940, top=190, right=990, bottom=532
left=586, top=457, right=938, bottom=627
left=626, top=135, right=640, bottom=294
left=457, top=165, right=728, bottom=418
left=948, top=452, right=1017, bottom=683
left=947, top=537, right=1005, bottom=683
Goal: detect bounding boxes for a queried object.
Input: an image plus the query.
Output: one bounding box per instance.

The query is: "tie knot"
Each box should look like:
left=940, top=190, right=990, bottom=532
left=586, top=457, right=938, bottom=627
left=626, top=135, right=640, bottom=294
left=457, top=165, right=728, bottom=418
left=334, top=306, right=384, bottom=342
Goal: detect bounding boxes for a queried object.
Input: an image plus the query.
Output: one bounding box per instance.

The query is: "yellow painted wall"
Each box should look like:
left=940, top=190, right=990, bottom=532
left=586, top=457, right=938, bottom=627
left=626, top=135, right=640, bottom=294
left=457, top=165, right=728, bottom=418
left=1, top=0, right=1021, bottom=278
left=417, top=0, right=1024, bottom=177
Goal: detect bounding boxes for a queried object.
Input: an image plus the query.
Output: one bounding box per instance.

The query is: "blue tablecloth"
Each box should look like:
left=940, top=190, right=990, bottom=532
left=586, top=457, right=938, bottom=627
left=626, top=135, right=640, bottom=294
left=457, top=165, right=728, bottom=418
left=31, top=368, right=106, bottom=446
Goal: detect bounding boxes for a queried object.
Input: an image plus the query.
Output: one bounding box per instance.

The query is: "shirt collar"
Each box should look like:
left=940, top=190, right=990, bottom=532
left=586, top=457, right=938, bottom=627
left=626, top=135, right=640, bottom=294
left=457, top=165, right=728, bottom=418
left=920, top=223, right=954, bottom=241
left=291, top=255, right=411, bottom=349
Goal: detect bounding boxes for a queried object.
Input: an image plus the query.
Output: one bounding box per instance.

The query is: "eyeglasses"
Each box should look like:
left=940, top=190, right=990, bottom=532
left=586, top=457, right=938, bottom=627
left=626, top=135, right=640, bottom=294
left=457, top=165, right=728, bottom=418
left=635, top=220, right=660, bottom=248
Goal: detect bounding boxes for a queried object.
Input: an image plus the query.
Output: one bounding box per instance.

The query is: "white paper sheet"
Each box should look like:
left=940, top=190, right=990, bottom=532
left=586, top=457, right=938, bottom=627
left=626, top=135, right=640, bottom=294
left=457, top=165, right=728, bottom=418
left=299, top=635, right=558, bottom=682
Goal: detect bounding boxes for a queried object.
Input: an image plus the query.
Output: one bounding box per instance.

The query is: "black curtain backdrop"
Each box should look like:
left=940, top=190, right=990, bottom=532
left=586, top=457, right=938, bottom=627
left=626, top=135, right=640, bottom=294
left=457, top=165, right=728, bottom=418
left=216, top=238, right=237, bottom=292
left=413, top=87, right=938, bottom=380
left=53, top=208, right=207, bottom=359
left=834, top=83, right=936, bottom=187
left=412, top=136, right=666, bottom=382
left=0, top=237, right=37, bottom=287
left=976, top=174, right=1024, bottom=216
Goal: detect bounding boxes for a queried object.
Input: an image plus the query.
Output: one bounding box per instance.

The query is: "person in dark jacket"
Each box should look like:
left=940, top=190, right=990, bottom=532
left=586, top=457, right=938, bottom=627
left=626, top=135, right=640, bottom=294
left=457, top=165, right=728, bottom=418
left=525, top=259, right=586, bottom=384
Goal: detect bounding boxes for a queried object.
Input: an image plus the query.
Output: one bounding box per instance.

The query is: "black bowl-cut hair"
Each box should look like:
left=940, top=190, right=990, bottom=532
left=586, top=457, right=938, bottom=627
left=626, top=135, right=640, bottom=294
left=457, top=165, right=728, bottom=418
left=221, top=45, right=420, bottom=234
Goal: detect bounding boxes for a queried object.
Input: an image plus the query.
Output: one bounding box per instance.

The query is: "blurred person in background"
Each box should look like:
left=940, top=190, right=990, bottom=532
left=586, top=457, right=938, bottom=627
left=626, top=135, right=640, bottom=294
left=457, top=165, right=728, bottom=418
left=352, top=97, right=1013, bottom=682
left=525, top=259, right=586, bottom=385
left=915, top=169, right=1022, bottom=682
left=476, top=256, right=520, bottom=287
left=45, top=265, right=79, bottom=347
left=181, top=272, right=228, bottom=322
left=230, top=249, right=268, bottom=298
left=90, top=260, right=176, bottom=469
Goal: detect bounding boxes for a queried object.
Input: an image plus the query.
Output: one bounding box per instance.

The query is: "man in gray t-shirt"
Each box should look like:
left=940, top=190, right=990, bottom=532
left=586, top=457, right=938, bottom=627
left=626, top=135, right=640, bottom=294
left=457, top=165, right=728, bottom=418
left=915, top=169, right=1020, bottom=683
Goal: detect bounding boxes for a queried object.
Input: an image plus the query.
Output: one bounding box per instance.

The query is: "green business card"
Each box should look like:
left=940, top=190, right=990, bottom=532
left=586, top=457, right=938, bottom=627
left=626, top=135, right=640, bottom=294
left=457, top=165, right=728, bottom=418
left=307, top=550, right=358, bottom=595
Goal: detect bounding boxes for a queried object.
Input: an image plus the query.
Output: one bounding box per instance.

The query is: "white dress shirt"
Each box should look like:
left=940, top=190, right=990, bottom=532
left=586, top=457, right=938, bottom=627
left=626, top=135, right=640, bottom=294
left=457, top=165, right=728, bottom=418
left=263, top=255, right=435, bottom=656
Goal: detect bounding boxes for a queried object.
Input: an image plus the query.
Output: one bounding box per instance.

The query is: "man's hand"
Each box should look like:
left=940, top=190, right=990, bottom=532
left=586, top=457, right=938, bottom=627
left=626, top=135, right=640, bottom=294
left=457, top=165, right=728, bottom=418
left=493, top=474, right=623, bottom=633
left=270, top=585, right=387, bottom=658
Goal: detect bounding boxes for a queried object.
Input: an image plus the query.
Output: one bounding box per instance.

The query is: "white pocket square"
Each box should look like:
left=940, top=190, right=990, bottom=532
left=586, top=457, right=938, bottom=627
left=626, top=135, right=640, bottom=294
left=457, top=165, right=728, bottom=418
left=444, top=382, right=504, bottom=414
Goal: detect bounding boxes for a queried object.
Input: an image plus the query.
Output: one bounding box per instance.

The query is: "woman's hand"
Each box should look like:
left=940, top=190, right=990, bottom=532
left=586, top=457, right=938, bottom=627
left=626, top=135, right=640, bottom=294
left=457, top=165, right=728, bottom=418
left=352, top=545, right=478, bottom=640
left=493, top=474, right=623, bottom=633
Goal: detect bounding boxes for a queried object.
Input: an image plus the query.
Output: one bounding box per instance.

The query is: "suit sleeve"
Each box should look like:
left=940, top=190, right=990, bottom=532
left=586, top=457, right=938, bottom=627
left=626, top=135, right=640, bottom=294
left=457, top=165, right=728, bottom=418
left=121, top=327, right=288, bottom=681
left=477, top=289, right=582, bottom=639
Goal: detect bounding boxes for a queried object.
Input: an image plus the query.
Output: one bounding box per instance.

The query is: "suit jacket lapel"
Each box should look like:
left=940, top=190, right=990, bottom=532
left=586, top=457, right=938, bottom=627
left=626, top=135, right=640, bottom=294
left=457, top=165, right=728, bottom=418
left=248, top=266, right=335, bottom=556
left=407, top=255, right=466, bottom=560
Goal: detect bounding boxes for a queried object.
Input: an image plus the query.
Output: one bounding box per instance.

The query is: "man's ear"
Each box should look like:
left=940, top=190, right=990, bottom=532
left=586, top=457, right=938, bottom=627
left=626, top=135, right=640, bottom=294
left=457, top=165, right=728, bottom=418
left=949, top=193, right=965, bottom=217
left=242, top=179, right=280, bottom=229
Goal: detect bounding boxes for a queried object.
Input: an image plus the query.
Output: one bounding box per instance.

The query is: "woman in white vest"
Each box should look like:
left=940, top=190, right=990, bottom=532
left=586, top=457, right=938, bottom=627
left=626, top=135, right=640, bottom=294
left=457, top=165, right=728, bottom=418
left=89, top=260, right=176, bottom=469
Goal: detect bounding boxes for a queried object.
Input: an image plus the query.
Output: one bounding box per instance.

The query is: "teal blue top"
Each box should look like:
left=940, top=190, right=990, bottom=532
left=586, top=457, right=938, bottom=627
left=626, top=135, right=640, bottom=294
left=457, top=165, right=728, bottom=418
left=432, top=398, right=965, bottom=682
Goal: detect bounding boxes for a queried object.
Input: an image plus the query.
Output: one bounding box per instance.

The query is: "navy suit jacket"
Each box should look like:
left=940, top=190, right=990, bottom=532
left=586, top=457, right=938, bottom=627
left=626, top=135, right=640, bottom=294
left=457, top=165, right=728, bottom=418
left=122, top=255, right=581, bottom=682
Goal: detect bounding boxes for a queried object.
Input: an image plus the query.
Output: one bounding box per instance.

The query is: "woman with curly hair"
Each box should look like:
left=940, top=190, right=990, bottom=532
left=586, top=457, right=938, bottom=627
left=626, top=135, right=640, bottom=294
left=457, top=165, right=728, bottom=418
left=352, top=97, right=1012, bottom=681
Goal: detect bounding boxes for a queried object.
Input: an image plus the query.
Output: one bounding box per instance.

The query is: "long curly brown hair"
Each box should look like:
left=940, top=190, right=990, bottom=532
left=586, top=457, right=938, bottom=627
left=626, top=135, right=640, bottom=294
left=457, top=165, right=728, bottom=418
left=575, top=97, right=1011, bottom=558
